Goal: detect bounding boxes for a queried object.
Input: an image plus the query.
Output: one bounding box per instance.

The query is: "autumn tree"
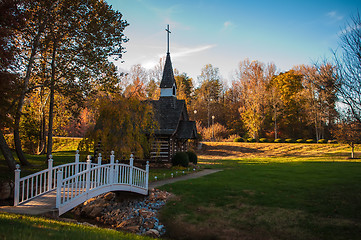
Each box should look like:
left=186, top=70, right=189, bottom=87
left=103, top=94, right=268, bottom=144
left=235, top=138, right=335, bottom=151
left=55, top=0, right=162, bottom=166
left=175, top=72, right=194, bottom=106
left=332, top=120, right=361, bottom=158
left=235, top=59, right=276, bottom=139
left=80, top=95, right=157, bottom=160
left=195, top=64, right=223, bottom=128
left=270, top=70, right=304, bottom=138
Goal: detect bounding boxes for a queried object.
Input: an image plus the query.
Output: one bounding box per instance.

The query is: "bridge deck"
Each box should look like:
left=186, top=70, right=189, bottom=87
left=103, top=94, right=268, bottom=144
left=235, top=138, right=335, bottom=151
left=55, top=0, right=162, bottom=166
left=0, top=190, right=57, bottom=215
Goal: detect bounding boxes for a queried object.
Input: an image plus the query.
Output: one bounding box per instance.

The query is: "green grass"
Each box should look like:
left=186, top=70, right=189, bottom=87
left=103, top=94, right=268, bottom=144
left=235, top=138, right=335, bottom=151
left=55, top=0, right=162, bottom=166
left=0, top=212, right=154, bottom=240
left=160, top=158, right=361, bottom=240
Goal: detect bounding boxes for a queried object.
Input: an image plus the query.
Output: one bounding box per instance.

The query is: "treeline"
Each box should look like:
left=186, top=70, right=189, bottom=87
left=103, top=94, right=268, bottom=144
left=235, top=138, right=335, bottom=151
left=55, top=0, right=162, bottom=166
left=115, top=60, right=338, bottom=142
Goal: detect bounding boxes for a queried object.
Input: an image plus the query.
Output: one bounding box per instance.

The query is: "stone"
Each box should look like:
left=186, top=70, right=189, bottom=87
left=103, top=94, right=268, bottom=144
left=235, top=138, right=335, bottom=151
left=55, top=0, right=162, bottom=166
left=0, top=181, right=13, bottom=200
left=103, top=192, right=115, bottom=201
left=123, top=225, right=139, bottom=233
left=89, top=206, right=103, bottom=218
left=145, top=229, right=160, bottom=238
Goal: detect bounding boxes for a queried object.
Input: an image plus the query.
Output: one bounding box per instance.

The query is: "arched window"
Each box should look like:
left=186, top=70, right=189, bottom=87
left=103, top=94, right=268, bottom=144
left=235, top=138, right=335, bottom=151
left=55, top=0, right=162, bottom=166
left=172, top=85, right=176, bottom=96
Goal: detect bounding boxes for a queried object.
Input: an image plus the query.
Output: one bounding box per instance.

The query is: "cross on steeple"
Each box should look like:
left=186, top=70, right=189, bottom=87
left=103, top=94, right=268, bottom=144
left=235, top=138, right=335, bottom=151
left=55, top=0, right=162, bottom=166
left=165, top=24, right=171, bottom=54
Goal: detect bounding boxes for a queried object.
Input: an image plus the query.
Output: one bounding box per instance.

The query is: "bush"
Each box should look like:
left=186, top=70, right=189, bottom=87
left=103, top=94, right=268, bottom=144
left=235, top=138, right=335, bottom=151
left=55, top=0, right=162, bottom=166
left=199, top=123, right=229, bottom=141
left=172, top=152, right=189, bottom=167
left=246, top=138, right=256, bottom=142
left=186, top=151, right=197, bottom=165
left=328, top=139, right=338, bottom=144
left=306, top=139, right=315, bottom=143
left=318, top=139, right=327, bottom=144
left=296, top=139, right=305, bottom=143
left=259, top=138, right=268, bottom=143
left=233, top=137, right=244, bottom=142
left=285, top=138, right=294, bottom=143
left=274, top=138, right=282, bottom=143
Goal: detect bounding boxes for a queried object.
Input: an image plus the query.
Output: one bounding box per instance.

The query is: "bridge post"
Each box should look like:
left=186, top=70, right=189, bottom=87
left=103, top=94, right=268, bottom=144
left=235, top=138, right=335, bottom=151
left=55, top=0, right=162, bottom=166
left=56, top=170, right=63, bottom=208
left=98, top=153, right=102, bottom=165
left=146, top=161, right=149, bottom=190
left=129, top=154, right=134, bottom=188
left=14, top=164, right=21, bottom=206
left=75, top=150, right=80, bottom=175
left=86, top=156, right=92, bottom=192
left=48, top=155, right=53, bottom=191
left=109, top=151, right=115, bottom=184
left=97, top=153, right=102, bottom=187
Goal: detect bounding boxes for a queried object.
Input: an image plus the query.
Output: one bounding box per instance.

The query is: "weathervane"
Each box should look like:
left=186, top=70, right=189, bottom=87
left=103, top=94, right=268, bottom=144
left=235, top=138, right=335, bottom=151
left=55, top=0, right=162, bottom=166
left=165, top=24, right=171, bottom=54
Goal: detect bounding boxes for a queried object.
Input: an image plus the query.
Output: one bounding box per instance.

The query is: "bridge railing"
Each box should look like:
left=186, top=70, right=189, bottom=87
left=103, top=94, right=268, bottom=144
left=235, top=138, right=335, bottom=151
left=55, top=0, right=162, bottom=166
left=15, top=151, right=107, bottom=206
left=56, top=153, right=149, bottom=215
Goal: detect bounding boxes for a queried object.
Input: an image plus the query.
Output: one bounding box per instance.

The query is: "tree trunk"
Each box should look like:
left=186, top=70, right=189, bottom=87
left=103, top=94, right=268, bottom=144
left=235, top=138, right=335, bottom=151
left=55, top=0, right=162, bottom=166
left=0, top=129, right=17, bottom=171
left=13, top=21, right=45, bottom=166
left=46, top=41, right=57, bottom=159
left=38, top=87, right=47, bottom=155
left=351, top=143, right=355, bottom=159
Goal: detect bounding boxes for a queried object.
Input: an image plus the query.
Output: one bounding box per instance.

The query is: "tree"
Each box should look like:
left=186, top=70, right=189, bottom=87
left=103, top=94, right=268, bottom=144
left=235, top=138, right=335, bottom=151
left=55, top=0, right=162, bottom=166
left=37, top=0, right=129, bottom=158
left=298, top=64, right=338, bottom=141
left=0, top=0, right=27, bottom=170
left=175, top=72, right=194, bottom=106
left=334, top=12, right=361, bottom=122
left=235, top=59, right=276, bottom=139
left=270, top=70, right=304, bottom=138
left=332, top=120, right=361, bottom=158
left=196, top=64, right=223, bottom=128
left=80, top=95, right=157, bottom=159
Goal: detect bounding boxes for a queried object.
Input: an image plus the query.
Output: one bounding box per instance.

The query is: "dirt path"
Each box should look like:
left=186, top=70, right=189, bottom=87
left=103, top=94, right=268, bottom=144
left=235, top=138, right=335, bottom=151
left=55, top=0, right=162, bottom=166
left=149, top=169, right=222, bottom=189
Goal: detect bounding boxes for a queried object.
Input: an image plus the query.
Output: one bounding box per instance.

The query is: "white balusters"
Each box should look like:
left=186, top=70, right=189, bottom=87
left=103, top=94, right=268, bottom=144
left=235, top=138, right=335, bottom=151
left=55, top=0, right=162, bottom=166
left=48, top=155, right=53, bottom=191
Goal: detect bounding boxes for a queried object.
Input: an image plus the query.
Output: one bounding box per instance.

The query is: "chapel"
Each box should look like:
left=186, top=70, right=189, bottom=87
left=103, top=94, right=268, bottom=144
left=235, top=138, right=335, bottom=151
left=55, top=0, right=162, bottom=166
left=148, top=26, right=197, bottom=162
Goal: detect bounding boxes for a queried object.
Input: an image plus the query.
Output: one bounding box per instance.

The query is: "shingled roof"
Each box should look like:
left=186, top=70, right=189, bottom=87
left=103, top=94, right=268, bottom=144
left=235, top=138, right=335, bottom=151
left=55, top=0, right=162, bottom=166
left=149, top=97, right=188, bottom=136
left=160, top=53, right=177, bottom=89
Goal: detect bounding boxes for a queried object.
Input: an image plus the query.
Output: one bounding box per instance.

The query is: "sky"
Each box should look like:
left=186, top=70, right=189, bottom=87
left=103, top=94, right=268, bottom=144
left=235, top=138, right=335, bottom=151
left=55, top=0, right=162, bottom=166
left=107, top=0, right=361, bottom=85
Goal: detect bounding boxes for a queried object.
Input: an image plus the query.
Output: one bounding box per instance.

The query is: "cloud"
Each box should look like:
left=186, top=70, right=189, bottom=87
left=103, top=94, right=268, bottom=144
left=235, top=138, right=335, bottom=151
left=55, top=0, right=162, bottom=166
left=327, top=11, right=343, bottom=21
left=171, top=44, right=217, bottom=58
left=224, top=21, right=232, bottom=28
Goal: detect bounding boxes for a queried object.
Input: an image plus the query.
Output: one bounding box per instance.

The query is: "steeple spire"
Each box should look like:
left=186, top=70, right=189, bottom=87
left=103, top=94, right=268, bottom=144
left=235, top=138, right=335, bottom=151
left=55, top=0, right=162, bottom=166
left=160, top=24, right=177, bottom=98
left=165, top=24, right=171, bottom=54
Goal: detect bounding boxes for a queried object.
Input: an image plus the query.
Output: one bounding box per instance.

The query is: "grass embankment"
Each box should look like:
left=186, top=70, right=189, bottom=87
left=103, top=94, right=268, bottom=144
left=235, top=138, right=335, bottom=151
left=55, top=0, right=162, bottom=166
left=160, top=142, right=361, bottom=240
left=0, top=212, right=153, bottom=240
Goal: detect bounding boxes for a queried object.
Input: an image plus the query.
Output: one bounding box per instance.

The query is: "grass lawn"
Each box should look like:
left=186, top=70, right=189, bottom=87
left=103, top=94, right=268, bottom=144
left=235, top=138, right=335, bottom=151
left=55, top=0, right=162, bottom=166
left=2, top=141, right=361, bottom=239
left=159, top=142, right=361, bottom=240
left=0, top=212, right=153, bottom=240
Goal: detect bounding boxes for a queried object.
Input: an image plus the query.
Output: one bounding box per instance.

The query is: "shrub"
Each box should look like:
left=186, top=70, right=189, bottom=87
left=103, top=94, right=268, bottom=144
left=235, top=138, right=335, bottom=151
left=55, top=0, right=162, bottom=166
left=186, top=151, right=198, bottom=165
left=274, top=138, right=282, bottom=143
left=306, top=139, right=315, bottom=143
left=172, top=152, right=189, bottom=167
left=296, top=139, right=305, bottom=143
left=200, top=123, right=229, bottom=141
left=285, top=138, right=294, bottom=143
left=318, top=139, right=327, bottom=144
left=259, top=138, right=268, bottom=143
left=246, top=138, right=256, bottom=142
left=328, top=139, right=338, bottom=144
left=233, top=137, right=244, bottom=142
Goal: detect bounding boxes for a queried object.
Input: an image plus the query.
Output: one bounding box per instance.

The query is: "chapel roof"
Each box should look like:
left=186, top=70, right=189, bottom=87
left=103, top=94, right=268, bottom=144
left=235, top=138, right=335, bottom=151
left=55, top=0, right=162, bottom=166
left=149, top=97, right=188, bottom=136
left=159, top=53, right=177, bottom=89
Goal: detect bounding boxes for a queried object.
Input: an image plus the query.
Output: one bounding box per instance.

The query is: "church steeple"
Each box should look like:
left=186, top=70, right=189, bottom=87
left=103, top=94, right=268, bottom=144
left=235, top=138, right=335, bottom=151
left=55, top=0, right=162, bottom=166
left=160, top=25, right=177, bottom=98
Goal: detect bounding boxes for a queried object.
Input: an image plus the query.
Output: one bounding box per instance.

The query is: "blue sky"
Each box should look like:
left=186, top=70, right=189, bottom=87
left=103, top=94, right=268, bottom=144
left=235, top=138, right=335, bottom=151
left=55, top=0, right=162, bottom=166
left=108, top=0, right=361, bottom=84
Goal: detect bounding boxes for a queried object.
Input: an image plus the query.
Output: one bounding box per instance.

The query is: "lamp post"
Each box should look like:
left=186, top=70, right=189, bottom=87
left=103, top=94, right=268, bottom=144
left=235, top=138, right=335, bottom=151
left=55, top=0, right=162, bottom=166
left=194, top=110, right=197, bottom=120
left=212, top=115, right=215, bottom=140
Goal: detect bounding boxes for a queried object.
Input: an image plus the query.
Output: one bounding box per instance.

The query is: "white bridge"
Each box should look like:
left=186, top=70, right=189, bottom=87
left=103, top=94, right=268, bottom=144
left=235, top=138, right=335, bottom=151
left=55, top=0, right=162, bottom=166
left=14, top=151, right=149, bottom=216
